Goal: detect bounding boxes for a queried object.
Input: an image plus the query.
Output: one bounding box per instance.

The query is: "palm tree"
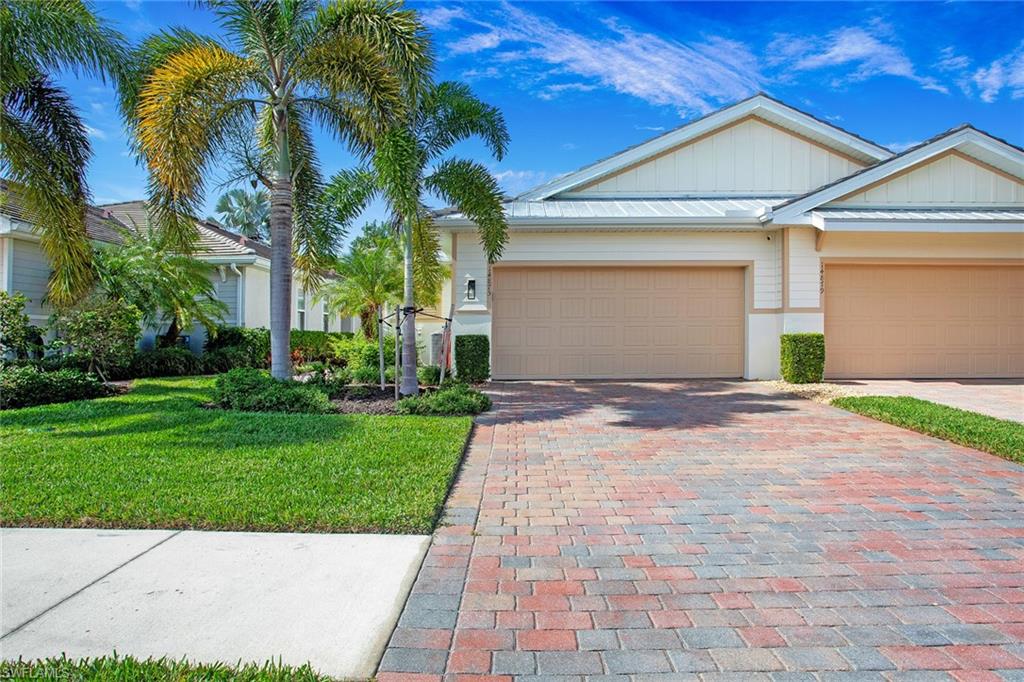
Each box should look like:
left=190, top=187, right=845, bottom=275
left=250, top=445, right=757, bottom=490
left=317, top=224, right=402, bottom=338
left=324, top=81, right=509, bottom=395
left=213, top=187, right=270, bottom=241
left=91, top=225, right=228, bottom=344
left=127, top=0, right=432, bottom=379
left=0, top=0, right=126, bottom=306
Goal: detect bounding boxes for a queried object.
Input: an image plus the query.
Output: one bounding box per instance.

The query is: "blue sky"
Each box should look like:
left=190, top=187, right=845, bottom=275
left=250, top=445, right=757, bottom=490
left=66, top=1, right=1024, bottom=231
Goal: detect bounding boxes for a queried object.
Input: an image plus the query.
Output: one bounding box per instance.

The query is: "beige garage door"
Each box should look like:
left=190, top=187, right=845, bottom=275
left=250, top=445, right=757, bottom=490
left=491, top=266, right=745, bottom=379
left=825, top=264, right=1024, bottom=378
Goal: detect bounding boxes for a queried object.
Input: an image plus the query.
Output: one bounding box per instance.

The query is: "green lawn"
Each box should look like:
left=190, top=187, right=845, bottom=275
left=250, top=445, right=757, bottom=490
left=0, top=377, right=472, bottom=533
left=832, top=395, right=1024, bottom=463
left=0, top=655, right=332, bottom=681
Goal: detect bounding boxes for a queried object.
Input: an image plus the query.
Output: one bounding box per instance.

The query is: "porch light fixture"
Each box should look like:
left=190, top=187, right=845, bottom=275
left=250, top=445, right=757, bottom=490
left=465, top=277, right=477, bottom=301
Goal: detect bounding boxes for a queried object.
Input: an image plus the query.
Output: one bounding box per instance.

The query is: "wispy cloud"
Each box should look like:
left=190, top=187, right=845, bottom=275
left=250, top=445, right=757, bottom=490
left=887, top=140, right=921, bottom=153
left=491, top=169, right=551, bottom=195
left=635, top=125, right=665, bottom=132
left=970, top=41, right=1024, bottom=102
left=770, top=26, right=948, bottom=94
left=433, top=2, right=760, bottom=115
left=85, top=125, right=108, bottom=141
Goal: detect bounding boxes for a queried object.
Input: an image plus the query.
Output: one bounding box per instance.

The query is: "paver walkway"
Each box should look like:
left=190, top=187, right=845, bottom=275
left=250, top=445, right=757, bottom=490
left=378, top=381, right=1024, bottom=680
left=830, top=379, right=1024, bottom=423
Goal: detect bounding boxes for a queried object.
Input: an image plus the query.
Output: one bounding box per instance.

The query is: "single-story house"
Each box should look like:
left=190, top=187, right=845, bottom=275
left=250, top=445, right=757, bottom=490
left=0, top=191, right=357, bottom=353
left=438, top=94, right=1024, bottom=380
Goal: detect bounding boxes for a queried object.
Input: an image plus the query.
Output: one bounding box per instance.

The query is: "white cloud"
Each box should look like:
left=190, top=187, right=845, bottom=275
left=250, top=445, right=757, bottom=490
left=123, top=0, right=142, bottom=10
left=936, top=47, right=971, bottom=73
left=491, top=169, right=551, bottom=195
left=419, top=6, right=466, bottom=30
left=886, top=140, right=921, bottom=153
left=85, top=125, right=108, bottom=141
left=537, top=82, right=597, bottom=100
left=635, top=125, right=665, bottom=132
left=436, top=2, right=760, bottom=115
left=970, top=41, right=1024, bottom=102
left=776, top=26, right=948, bottom=94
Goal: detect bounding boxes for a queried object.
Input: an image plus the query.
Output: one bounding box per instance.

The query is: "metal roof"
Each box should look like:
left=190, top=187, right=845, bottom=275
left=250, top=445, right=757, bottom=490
left=441, top=198, right=779, bottom=226
left=814, top=207, right=1024, bottom=222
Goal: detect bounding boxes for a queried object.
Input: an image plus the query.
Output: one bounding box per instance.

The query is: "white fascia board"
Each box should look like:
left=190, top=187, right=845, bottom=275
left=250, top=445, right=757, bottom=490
left=439, top=217, right=766, bottom=231
left=520, top=96, right=891, bottom=201
left=773, top=129, right=1024, bottom=222
left=198, top=255, right=259, bottom=265
left=820, top=219, right=1024, bottom=234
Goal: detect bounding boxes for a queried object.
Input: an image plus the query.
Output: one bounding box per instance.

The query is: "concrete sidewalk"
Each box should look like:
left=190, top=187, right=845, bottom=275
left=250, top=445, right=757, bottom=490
left=1, top=528, right=429, bottom=679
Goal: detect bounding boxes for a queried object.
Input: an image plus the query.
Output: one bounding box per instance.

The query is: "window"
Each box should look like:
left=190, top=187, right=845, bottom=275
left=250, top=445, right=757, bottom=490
left=297, top=292, right=306, bottom=330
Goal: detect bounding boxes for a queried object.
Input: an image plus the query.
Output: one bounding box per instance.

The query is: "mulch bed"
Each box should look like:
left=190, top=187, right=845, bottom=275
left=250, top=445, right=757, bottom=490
left=333, top=385, right=401, bottom=415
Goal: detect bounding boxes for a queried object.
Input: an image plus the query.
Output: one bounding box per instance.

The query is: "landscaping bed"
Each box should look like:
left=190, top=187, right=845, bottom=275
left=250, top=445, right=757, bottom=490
left=0, top=377, right=473, bottom=533
left=832, top=395, right=1023, bottom=463
left=0, top=655, right=330, bottom=681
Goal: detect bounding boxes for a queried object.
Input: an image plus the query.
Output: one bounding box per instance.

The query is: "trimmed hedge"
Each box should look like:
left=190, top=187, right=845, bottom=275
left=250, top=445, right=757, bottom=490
left=330, top=334, right=395, bottom=369
left=455, top=335, right=489, bottom=383
left=1, top=365, right=110, bottom=410
left=213, top=368, right=333, bottom=414
left=780, top=332, right=825, bottom=384
left=130, top=348, right=203, bottom=378
left=205, top=326, right=354, bottom=367
left=396, top=382, right=491, bottom=416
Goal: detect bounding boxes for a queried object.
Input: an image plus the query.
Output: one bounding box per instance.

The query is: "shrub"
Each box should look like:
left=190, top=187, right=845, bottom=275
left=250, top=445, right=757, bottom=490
left=331, top=334, right=395, bottom=369
left=213, top=368, right=333, bottom=414
left=0, top=365, right=109, bottom=409
left=291, top=330, right=353, bottom=364
left=130, top=348, right=203, bottom=378
left=780, top=333, right=826, bottom=384
left=350, top=365, right=380, bottom=384
left=0, top=291, right=43, bottom=359
left=396, top=382, right=491, bottom=416
left=305, top=367, right=351, bottom=399
left=201, top=346, right=260, bottom=374
left=56, top=299, right=141, bottom=381
left=204, top=326, right=270, bottom=367
left=418, top=365, right=442, bottom=386
left=455, top=335, right=489, bottom=383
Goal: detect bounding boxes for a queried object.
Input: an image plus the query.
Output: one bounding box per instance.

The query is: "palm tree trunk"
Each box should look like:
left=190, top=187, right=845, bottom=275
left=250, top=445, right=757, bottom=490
left=399, top=216, right=419, bottom=396
left=269, top=177, right=293, bottom=380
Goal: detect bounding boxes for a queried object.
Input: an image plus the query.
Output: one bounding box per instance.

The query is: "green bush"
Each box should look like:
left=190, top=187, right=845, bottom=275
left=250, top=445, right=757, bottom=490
left=780, top=333, right=826, bottom=384
left=130, top=348, right=203, bottom=378
left=0, top=366, right=110, bottom=410
left=0, top=291, right=43, bottom=358
left=350, top=365, right=380, bottom=384
left=291, top=329, right=353, bottom=364
left=455, top=335, right=489, bottom=383
left=331, top=334, right=395, bottom=369
left=213, top=368, right=333, bottom=414
left=418, top=365, right=442, bottom=386
left=201, top=346, right=260, bottom=374
left=55, top=299, right=141, bottom=381
left=304, top=367, right=350, bottom=399
left=396, top=382, right=491, bottom=416
left=204, top=326, right=270, bottom=367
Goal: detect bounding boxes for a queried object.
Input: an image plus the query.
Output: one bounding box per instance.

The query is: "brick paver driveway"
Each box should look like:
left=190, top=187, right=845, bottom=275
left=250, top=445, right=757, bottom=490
left=378, top=381, right=1024, bottom=680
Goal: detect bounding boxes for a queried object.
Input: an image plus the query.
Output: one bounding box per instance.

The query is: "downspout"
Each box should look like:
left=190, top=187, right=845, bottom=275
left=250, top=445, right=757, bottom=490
left=230, top=263, right=244, bottom=327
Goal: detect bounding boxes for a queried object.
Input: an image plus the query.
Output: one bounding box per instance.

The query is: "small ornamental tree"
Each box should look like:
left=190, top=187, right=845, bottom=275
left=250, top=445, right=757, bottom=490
left=0, top=291, right=37, bottom=358
left=58, top=298, right=141, bottom=381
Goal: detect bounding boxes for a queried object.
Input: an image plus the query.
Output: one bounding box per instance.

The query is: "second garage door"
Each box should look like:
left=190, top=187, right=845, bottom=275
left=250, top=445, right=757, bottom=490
left=824, top=264, right=1024, bottom=378
left=491, top=266, right=745, bottom=380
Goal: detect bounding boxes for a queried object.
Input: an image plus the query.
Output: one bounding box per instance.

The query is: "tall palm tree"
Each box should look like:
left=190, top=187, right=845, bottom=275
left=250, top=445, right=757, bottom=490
left=128, top=0, right=432, bottom=379
left=324, top=81, right=509, bottom=395
left=317, top=226, right=402, bottom=338
left=0, top=0, right=126, bottom=306
left=213, top=187, right=270, bottom=241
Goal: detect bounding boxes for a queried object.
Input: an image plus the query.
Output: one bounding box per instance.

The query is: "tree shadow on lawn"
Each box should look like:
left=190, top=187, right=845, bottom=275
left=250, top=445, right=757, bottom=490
left=482, top=379, right=800, bottom=431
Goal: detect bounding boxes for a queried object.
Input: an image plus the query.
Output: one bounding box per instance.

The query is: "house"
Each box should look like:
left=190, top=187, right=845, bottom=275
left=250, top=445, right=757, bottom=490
left=0, top=191, right=357, bottom=353
left=437, top=94, right=1024, bottom=380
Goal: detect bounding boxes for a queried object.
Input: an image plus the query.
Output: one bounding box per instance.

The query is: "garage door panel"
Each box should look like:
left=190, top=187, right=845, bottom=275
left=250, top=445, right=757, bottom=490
left=825, top=264, right=1023, bottom=378
left=492, top=266, right=744, bottom=379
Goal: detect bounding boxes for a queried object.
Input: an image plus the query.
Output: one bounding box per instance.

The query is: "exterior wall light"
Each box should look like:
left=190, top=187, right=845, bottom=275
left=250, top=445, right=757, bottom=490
left=466, top=278, right=477, bottom=301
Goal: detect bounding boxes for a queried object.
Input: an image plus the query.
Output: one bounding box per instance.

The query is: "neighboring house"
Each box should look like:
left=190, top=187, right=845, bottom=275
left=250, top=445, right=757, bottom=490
left=0, top=191, right=357, bottom=354
left=437, top=94, right=1024, bottom=380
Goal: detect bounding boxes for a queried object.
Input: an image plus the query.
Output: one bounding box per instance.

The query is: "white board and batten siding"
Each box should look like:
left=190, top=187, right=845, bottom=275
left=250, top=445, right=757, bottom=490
left=835, top=153, right=1024, bottom=207
left=573, top=118, right=865, bottom=197
left=10, top=239, right=51, bottom=320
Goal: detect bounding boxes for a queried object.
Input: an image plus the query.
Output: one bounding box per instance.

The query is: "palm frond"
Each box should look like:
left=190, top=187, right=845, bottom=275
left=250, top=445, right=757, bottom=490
left=136, top=42, right=255, bottom=251
left=419, top=81, right=509, bottom=161
left=425, top=158, right=508, bottom=263
left=308, top=0, right=433, bottom=98
left=409, top=212, right=447, bottom=308
left=372, top=125, right=422, bottom=221
left=323, top=166, right=379, bottom=228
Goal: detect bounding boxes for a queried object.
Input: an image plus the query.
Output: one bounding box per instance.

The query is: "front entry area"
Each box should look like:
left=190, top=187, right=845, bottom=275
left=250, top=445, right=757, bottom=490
left=824, top=263, right=1024, bottom=378
left=491, top=265, right=745, bottom=380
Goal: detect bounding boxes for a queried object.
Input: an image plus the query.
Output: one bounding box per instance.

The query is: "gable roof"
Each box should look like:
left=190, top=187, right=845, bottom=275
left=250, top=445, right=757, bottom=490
left=519, top=93, right=894, bottom=201
left=98, top=200, right=271, bottom=260
left=771, top=125, right=1024, bottom=222
left=0, top=179, right=125, bottom=242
